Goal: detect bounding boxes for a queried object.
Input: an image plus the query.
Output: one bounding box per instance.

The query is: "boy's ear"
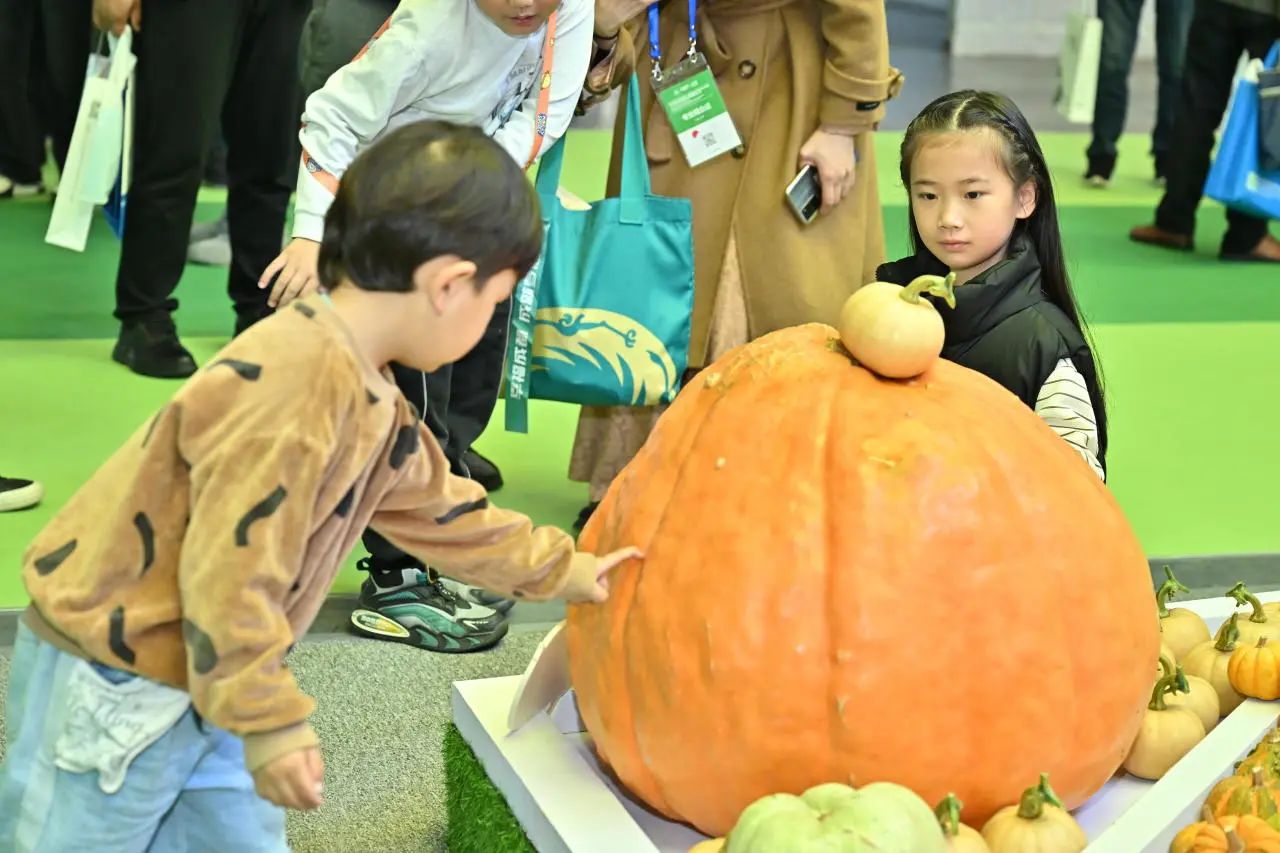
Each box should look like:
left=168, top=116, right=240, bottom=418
left=413, top=257, right=478, bottom=313
left=1016, top=180, right=1038, bottom=220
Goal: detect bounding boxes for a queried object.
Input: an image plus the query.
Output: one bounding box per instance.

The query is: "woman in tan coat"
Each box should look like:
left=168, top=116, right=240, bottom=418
left=570, top=0, right=901, bottom=525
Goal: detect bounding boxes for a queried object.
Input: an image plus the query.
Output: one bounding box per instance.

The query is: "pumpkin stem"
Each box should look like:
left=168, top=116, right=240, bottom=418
left=1149, top=673, right=1178, bottom=711
left=935, top=794, right=963, bottom=837
left=1227, top=582, right=1268, bottom=625
left=901, top=273, right=958, bottom=309
left=1159, top=656, right=1192, bottom=693
left=1156, top=566, right=1190, bottom=618
left=1036, top=773, right=1066, bottom=809
left=1215, top=613, right=1241, bottom=653
left=1015, top=786, right=1045, bottom=820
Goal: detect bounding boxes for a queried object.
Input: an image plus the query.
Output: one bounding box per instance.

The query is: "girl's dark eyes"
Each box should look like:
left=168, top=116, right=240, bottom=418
left=966, top=191, right=985, bottom=200
left=915, top=192, right=938, bottom=201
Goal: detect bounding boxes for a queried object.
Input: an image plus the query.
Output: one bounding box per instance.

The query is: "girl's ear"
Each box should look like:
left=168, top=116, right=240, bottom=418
left=1016, top=180, right=1038, bottom=220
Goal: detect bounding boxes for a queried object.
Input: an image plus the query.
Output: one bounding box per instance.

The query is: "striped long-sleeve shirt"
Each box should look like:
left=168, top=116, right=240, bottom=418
left=1035, top=358, right=1105, bottom=480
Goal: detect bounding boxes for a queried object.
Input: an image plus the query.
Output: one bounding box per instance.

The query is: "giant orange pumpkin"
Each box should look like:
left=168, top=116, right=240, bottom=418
left=565, top=325, right=1158, bottom=838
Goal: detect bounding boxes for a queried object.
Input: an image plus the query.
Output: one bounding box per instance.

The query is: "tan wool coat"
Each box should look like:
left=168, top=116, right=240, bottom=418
left=586, top=0, right=902, bottom=368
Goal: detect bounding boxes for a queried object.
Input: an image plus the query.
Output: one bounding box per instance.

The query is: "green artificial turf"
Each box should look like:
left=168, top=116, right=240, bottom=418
left=444, top=723, right=538, bottom=853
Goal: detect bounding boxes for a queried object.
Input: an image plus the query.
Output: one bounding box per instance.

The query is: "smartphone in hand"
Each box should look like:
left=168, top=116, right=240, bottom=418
left=785, top=164, right=822, bottom=226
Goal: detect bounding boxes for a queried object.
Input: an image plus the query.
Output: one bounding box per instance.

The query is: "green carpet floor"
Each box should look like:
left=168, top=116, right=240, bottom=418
left=1, top=130, right=1277, bottom=610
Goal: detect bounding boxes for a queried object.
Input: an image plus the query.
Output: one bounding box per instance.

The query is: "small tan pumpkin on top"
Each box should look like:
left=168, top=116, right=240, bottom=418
left=1184, top=614, right=1247, bottom=717
left=1229, top=637, right=1280, bottom=701
left=1125, top=672, right=1207, bottom=780
left=1161, top=655, right=1222, bottom=733
left=1228, top=584, right=1280, bottom=649
left=1159, top=567, right=1212, bottom=661
left=936, top=794, right=991, bottom=852
left=981, top=773, right=1087, bottom=853
left=838, top=273, right=957, bottom=379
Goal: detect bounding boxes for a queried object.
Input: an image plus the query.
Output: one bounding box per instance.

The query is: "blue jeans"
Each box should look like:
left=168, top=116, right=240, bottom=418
left=1088, top=0, right=1194, bottom=161
left=0, top=623, right=288, bottom=852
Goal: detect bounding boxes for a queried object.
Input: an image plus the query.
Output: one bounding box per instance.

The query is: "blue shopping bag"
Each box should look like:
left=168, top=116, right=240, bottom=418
left=504, top=76, right=695, bottom=433
left=1204, top=41, right=1280, bottom=220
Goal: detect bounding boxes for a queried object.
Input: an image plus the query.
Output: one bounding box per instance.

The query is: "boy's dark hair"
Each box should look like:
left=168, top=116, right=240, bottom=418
left=318, top=121, right=543, bottom=292
left=899, top=89, right=1107, bottom=457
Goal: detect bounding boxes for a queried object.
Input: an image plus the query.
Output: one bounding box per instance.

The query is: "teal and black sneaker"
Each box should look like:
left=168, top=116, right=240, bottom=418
left=437, top=576, right=516, bottom=615
left=350, top=558, right=508, bottom=653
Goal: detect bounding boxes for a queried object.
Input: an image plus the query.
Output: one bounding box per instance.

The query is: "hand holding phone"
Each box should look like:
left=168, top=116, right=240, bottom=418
left=785, top=164, right=822, bottom=226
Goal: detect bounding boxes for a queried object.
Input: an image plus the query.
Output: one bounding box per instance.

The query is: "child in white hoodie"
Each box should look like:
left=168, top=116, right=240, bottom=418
left=259, top=0, right=595, bottom=654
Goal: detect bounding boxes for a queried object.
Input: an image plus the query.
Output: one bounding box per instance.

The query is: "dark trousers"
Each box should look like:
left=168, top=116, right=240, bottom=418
left=1155, top=0, right=1280, bottom=252
left=0, top=0, right=91, bottom=183
left=1088, top=0, right=1194, bottom=161
left=115, top=0, right=309, bottom=325
left=293, top=0, right=512, bottom=566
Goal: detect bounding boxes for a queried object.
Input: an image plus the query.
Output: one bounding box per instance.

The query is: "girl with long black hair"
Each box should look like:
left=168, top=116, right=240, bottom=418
left=877, top=89, right=1109, bottom=479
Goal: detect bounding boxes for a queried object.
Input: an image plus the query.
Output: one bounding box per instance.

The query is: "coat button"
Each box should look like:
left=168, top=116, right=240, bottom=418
left=738, top=60, right=757, bottom=79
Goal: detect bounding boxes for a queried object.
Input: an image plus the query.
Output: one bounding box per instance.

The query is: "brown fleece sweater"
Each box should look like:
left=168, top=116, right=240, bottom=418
left=21, top=296, right=597, bottom=771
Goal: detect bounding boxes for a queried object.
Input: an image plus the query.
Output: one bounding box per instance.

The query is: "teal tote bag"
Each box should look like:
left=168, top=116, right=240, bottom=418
left=504, top=75, right=695, bottom=432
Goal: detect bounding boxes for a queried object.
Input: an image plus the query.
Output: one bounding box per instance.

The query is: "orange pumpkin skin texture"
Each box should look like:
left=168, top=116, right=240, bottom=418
left=566, top=325, right=1158, bottom=836
left=1229, top=638, right=1280, bottom=701
left=1170, top=820, right=1229, bottom=853
left=1220, top=815, right=1280, bottom=850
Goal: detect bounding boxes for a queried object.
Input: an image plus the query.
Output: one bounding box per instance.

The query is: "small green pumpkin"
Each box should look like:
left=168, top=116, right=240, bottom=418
left=725, top=781, right=947, bottom=852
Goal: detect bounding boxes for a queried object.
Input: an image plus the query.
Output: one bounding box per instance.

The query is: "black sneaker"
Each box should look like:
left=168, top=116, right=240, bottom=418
left=0, top=476, right=44, bottom=512
left=350, top=558, right=508, bottom=653
left=113, top=317, right=197, bottom=379
left=463, top=449, right=503, bottom=492
left=1084, top=153, right=1116, bottom=188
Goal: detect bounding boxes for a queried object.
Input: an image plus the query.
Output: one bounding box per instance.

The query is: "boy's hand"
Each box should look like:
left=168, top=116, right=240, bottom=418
left=253, top=746, right=325, bottom=811
left=588, top=547, right=643, bottom=603
left=94, top=0, right=140, bottom=35
left=260, top=238, right=322, bottom=309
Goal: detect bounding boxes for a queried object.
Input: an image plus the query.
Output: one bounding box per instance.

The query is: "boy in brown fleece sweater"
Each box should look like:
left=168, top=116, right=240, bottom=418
left=0, top=121, right=639, bottom=849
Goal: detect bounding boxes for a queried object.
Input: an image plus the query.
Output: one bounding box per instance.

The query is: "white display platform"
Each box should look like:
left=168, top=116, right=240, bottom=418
left=451, top=590, right=1280, bottom=853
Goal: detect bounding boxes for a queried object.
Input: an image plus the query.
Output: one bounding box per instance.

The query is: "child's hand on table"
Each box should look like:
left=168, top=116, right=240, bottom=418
left=253, top=745, right=325, bottom=811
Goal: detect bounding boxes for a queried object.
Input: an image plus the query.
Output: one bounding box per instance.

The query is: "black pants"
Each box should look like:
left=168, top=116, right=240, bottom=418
left=114, top=0, right=310, bottom=325
left=1155, top=0, right=1280, bottom=252
left=0, top=0, right=90, bottom=183
left=293, top=0, right=513, bottom=566
left=1088, top=0, right=1193, bottom=162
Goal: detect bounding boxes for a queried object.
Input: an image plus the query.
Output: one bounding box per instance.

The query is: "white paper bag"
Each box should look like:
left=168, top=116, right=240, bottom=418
left=46, top=29, right=136, bottom=252
left=1055, top=4, right=1103, bottom=125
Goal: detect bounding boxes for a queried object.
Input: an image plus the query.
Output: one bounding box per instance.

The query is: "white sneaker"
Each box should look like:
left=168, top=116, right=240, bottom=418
left=0, top=174, right=44, bottom=199
left=0, top=476, right=44, bottom=512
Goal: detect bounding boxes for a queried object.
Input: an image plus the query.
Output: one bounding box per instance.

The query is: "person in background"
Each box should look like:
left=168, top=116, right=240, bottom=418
left=569, top=0, right=902, bottom=528
left=0, top=475, right=44, bottom=512
left=258, top=0, right=594, bottom=652
left=0, top=0, right=91, bottom=198
left=1129, top=0, right=1280, bottom=262
left=1085, top=0, right=1193, bottom=187
left=0, top=121, right=641, bottom=849
left=95, top=0, right=311, bottom=379
left=879, top=90, right=1108, bottom=480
